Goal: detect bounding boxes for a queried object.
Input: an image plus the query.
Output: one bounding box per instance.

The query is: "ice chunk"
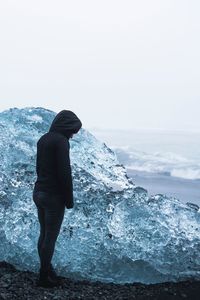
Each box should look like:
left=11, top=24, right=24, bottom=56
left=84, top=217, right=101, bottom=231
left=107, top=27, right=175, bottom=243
left=0, top=107, right=199, bottom=284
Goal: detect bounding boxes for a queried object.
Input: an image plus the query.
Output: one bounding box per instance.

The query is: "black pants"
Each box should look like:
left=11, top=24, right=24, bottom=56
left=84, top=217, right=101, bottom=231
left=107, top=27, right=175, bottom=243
left=33, top=190, right=65, bottom=272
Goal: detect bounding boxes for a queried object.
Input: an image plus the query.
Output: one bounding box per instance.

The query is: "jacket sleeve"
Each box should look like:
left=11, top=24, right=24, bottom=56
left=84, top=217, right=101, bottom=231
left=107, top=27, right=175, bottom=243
left=55, top=138, right=74, bottom=209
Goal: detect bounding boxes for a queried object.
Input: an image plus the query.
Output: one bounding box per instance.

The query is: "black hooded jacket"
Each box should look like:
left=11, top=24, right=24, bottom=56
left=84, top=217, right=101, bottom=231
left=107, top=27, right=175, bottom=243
left=33, top=110, right=82, bottom=208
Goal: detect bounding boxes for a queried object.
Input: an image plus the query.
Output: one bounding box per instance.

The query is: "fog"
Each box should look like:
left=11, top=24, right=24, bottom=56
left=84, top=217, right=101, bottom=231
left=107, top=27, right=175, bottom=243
left=0, top=0, right=199, bottom=131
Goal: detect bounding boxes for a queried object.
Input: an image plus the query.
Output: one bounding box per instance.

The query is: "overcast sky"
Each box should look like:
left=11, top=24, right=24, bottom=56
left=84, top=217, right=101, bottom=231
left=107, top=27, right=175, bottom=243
left=0, top=0, right=199, bottom=132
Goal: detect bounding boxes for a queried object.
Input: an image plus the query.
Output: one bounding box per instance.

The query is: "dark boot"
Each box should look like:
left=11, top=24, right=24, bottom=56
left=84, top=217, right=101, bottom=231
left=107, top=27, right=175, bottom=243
left=37, top=268, right=61, bottom=288
left=49, top=263, right=65, bottom=281
left=48, top=263, right=58, bottom=280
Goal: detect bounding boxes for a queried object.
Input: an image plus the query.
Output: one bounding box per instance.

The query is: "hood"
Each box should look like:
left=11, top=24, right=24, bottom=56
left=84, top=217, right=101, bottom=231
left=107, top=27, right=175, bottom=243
left=49, top=110, right=82, bottom=138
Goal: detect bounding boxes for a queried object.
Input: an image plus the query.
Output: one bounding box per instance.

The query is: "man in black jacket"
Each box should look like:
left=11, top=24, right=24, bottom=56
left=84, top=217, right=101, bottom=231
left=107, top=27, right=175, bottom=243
left=33, top=110, right=82, bottom=288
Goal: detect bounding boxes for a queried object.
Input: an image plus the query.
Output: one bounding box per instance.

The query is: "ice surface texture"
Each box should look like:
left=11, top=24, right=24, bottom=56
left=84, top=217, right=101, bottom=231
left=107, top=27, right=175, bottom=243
left=0, top=107, right=199, bottom=284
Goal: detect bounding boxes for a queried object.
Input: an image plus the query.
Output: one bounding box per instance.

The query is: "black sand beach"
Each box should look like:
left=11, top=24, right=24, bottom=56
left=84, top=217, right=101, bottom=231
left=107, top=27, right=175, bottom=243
left=0, top=261, right=200, bottom=300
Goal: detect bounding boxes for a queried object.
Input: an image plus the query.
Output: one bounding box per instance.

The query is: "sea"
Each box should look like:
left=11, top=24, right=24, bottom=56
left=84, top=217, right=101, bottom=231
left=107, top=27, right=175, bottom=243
left=89, top=128, right=200, bottom=206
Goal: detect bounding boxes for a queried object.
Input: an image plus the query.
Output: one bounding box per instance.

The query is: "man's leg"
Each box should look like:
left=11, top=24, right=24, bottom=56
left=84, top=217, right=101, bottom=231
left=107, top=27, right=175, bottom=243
left=36, top=206, right=46, bottom=262
left=40, top=200, right=65, bottom=272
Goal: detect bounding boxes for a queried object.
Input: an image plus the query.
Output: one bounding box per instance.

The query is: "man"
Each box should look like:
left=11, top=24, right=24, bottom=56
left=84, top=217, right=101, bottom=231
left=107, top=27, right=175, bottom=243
left=33, top=110, right=82, bottom=288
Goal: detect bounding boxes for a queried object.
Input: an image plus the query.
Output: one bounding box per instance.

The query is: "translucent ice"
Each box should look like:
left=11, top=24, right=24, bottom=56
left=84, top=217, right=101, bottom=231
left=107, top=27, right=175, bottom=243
left=0, top=107, right=199, bottom=284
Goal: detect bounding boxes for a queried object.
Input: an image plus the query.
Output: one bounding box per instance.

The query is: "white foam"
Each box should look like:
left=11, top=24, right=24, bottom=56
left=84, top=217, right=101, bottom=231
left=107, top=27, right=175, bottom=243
left=171, top=168, right=200, bottom=180
left=114, top=147, right=200, bottom=180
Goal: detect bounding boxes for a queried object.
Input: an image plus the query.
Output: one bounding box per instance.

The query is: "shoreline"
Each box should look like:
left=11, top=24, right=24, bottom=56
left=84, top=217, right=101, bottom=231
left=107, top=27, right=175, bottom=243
left=0, top=261, right=200, bottom=300
left=126, top=169, right=200, bottom=206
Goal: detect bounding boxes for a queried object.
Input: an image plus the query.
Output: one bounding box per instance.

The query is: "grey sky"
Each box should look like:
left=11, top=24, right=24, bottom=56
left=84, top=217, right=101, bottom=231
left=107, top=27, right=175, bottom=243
left=0, top=0, right=199, bottom=132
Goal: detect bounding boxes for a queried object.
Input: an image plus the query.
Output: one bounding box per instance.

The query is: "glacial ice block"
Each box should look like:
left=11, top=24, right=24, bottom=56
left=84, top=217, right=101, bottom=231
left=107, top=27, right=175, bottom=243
left=0, top=107, right=199, bottom=284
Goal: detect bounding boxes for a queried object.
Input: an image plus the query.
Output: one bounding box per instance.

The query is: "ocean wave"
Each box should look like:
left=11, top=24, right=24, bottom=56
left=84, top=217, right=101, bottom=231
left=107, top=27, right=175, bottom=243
left=113, top=147, right=200, bottom=180
left=171, top=168, right=200, bottom=180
